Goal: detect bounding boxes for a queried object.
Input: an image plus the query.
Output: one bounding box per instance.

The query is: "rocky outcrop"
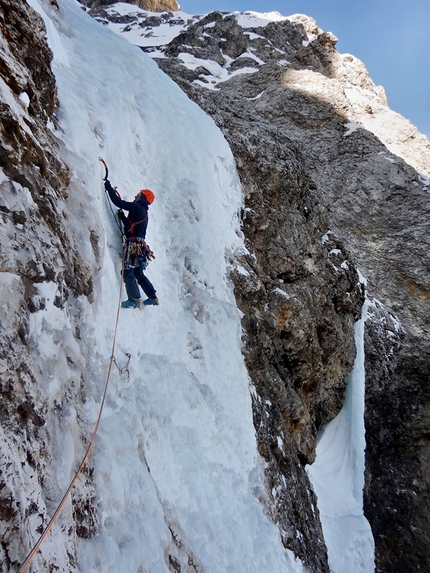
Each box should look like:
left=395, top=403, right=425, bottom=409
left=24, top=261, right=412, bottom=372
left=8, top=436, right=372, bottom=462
left=79, top=0, right=180, bottom=13
left=93, top=8, right=430, bottom=571
left=0, top=0, right=94, bottom=296
left=0, top=1, right=98, bottom=569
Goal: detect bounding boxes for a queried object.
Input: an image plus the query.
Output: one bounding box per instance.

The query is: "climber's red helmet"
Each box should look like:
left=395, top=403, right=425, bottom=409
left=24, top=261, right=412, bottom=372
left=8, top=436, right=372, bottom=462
left=135, top=189, right=154, bottom=204
left=139, top=189, right=154, bottom=204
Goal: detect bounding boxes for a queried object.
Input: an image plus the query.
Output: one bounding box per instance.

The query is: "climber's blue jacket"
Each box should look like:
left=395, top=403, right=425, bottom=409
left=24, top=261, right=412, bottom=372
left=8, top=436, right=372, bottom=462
left=104, top=180, right=149, bottom=240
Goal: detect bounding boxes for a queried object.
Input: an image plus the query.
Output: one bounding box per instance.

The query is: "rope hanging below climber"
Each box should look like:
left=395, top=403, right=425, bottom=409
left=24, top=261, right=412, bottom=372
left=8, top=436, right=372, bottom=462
left=17, top=160, right=136, bottom=573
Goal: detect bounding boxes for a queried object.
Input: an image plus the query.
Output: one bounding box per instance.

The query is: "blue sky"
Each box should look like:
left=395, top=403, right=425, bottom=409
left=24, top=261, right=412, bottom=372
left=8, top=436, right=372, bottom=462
left=179, top=0, right=430, bottom=139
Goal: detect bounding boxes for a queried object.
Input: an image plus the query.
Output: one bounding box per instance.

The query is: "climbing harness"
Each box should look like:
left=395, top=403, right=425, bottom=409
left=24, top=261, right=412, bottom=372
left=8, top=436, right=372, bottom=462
left=123, top=237, right=155, bottom=271
left=17, top=167, right=132, bottom=573
left=128, top=214, right=147, bottom=234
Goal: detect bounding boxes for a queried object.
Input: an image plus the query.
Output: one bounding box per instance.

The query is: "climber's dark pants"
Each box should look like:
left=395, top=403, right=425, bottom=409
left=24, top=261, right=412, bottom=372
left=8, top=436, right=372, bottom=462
left=124, top=264, right=156, bottom=300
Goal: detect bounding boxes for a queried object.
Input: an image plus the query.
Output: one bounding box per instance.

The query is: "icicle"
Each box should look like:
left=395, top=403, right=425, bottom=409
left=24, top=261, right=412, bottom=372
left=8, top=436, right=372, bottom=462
left=306, top=299, right=375, bottom=573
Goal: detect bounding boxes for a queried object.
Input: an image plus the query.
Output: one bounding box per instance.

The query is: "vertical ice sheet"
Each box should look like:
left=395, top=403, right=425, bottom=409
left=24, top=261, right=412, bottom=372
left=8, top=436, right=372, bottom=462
left=25, top=0, right=305, bottom=571
left=307, top=300, right=375, bottom=572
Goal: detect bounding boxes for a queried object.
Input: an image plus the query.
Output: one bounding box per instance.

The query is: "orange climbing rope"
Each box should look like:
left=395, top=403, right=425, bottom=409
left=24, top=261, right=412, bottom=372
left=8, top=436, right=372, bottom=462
left=18, top=254, right=127, bottom=573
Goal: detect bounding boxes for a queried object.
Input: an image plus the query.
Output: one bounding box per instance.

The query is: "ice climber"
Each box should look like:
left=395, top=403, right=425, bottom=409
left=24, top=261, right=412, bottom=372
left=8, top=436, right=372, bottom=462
left=104, top=179, right=159, bottom=308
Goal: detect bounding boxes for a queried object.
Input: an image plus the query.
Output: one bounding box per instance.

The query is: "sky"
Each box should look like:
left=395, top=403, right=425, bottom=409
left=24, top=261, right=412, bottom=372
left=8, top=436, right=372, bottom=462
left=179, top=0, right=430, bottom=140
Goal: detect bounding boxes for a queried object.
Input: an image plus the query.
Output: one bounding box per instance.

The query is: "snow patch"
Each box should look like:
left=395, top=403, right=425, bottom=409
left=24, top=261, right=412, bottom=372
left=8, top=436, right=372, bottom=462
left=234, top=11, right=288, bottom=28
left=100, top=6, right=199, bottom=49
left=179, top=51, right=259, bottom=87
left=321, top=230, right=333, bottom=244
left=238, top=49, right=265, bottom=66
left=0, top=166, right=9, bottom=185
left=19, top=91, right=30, bottom=108
left=344, top=120, right=359, bottom=136
left=357, top=269, right=368, bottom=286
left=246, top=91, right=264, bottom=100
left=378, top=151, right=396, bottom=163
left=273, top=287, right=289, bottom=299
left=244, top=31, right=265, bottom=40
left=235, top=264, right=250, bottom=277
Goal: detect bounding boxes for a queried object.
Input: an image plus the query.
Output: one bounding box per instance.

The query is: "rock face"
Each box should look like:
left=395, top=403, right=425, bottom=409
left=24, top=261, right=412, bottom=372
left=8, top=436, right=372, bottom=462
left=0, top=1, right=98, bottom=569
left=0, top=0, right=94, bottom=296
left=79, top=0, right=180, bottom=13
left=93, top=8, right=430, bottom=572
